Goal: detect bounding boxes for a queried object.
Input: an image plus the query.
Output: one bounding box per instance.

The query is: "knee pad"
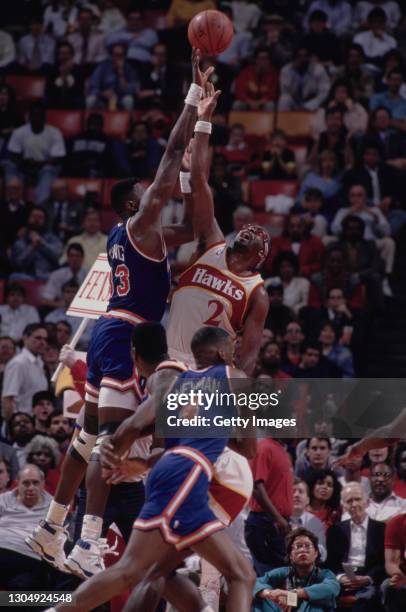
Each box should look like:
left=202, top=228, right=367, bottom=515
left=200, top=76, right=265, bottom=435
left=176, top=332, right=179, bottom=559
left=71, top=430, right=97, bottom=463
left=92, top=422, right=121, bottom=457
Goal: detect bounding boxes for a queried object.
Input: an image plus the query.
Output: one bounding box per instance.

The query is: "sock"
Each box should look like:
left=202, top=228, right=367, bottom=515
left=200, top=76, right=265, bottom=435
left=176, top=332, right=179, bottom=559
left=46, top=501, right=69, bottom=527
left=201, top=607, right=215, bottom=612
left=81, top=514, right=103, bottom=541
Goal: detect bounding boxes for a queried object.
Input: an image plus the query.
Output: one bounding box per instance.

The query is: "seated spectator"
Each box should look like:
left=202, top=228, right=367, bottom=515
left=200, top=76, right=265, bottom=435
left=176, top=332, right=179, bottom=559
left=125, top=121, right=164, bottom=179
left=47, top=409, right=73, bottom=454
left=354, top=1, right=402, bottom=31
left=326, top=482, right=386, bottom=611
left=256, top=14, right=294, bottom=69
left=295, top=437, right=333, bottom=483
left=293, top=188, right=328, bottom=238
left=268, top=252, right=310, bottom=313
left=364, top=447, right=393, bottom=474
left=367, top=462, right=406, bottom=521
left=370, top=68, right=406, bottom=124
left=265, top=214, right=325, bottom=278
left=0, top=464, right=52, bottom=590
left=43, top=340, right=59, bottom=380
left=10, top=206, right=63, bottom=280
left=0, top=178, right=30, bottom=248
left=87, top=42, right=138, bottom=111
left=62, top=207, right=106, bottom=271
left=1, top=324, right=48, bottom=421
left=25, top=435, right=61, bottom=495
left=166, top=0, right=217, bottom=29
left=219, top=123, right=253, bottom=177
left=0, top=336, right=16, bottom=396
left=45, top=280, right=94, bottom=348
left=308, top=106, right=350, bottom=172
left=334, top=44, right=375, bottom=104
left=97, top=0, right=126, bottom=36
left=257, top=129, right=296, bottom=180
left=55, top=320, right=71, bottom=349
left=319, top=322, right=355, bottom=377
left=301, top=9, right=342, bottom=67
left=311, top=80, right=369, bottom=136
left=225, top=205, right=254, bottom=246
left=228, top=0, right=262, bottom=33
left=7, top=412, right=35, bottom=468
left=307, top=468, right=342, bottom=529
left=210, top=154, right=243, bottom=234
left=0, top=284, right=39, bottom=342
left=17, top=15, right=55, bottom=73
left=353, top=7, right=397, bottom=68
left=0, top=29, right=16, bottom=71
left=337, top=448, right=371, bottom=495
left=394, top=443, right=406, bottom=498
left=5, top=104, right=66, bottom=204
left=217, top=4, right=253, bottom=68
left=293, top=341, right=340, bottom=378
left=42, top=243, right=86, bottom=309
left=31, top=391, right=55, bottom=435
left=297, top=151, right=342, bottom=207
left=137, top=43, right=183, bottom=111
left=279, top=45, right=330, bottom=112
left=106, top=9, right=158, bottom=66
left=304, top=0, right=353, bottom=36
left=233, top=47, right=278, bottom=111
left=67, top=7, right=106, bottom=70
left=44, top=179, right=83, bottom=243
left=258, top=341, right=292, bottom=380
left=264, top=282, right=296, bottom=339
left=375, top=49, right=406, bottom=96
left=43, top=0, right=68, bottom=39
left=382, top=512, right=406, bottom=612
left=291, top=478, right=327, bottom=561
left=319, top=287, right=355, bottom=341
left=0, top=443, right=18, bottom=482
left=280, top=320, right=305, bottom=371
left=365, top=106, right=406, bottom=165
left=65, top=112, right=115, bottom=178
left=0, top=85, right=23, bottom=156
left=253, top=527, right=340, bottom=611
left=45, top=40, right=85, bottom=109
left=0, top=457, right=11, bottom=494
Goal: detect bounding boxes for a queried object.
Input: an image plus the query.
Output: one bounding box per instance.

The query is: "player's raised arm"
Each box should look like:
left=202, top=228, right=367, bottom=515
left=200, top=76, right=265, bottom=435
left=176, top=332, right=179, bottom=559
left=190, top=82, right=224, bottom=248
left=238, top=287, right=269, bottom=376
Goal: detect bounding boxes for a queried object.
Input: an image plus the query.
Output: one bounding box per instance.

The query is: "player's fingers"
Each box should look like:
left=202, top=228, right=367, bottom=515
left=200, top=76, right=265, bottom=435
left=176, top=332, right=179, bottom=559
left=204, top=66, right=214, bottom=79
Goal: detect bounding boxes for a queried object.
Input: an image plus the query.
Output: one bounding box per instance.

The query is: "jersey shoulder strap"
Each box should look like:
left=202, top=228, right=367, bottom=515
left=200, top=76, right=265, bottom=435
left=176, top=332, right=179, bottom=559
left=155, top=359, right=188, bottom=373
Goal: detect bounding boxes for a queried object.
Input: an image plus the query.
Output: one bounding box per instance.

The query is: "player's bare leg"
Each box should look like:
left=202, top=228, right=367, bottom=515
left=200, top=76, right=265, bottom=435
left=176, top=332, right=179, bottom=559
left=26, top=400, right=99, bottom=570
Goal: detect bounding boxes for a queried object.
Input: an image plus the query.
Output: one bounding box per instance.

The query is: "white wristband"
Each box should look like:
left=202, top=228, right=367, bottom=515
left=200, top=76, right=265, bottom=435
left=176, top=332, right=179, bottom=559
left=195, top=120, right=212, bottom=134
left=184, top=83, right=203, bottom=107
left=179, top=171, right=192, bottom=194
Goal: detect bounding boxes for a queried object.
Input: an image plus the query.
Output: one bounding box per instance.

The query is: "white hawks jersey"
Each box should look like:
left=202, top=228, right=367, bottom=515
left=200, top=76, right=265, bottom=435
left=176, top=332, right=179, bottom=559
left=167, top=242, right=264, bottom=364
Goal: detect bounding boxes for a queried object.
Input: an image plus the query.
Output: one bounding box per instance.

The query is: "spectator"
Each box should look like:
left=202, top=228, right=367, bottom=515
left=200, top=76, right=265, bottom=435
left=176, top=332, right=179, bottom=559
left=264, top=282, right=295, bottom=339
left=67, top=7, right=106, bottom=69
left=219, top=123, right=253, bottom=177
left=334, top=44, right=375, bottom=104
left=0, top=464, right=53, bottom=590
left=293, top=188, right=328, bottom=238
left=353, top=7, right=397, bottom=67
left=382, top=512, right=406, bottom=611
left=65, top=112, right=115, bottom=178
left=294, top=341, right=340, bottom=378
left=0, top=284, right=39, bottom=342
left=245, top=437, right=294, bottom=575
left=45, top=40, right=85, bottom=109
left=257, top=129, right=296, bottom=180
left=253, top=527, right=340, bottom=611
left=354, top=1, right=402, bottom=31
left=320, top=287, right=355, bottom=338
left=44, top=281, right=95, bottom=348
left=279, top=45, right=330, bottom=111
left=125, top=121, right=164, bottom=179
left=308, top=107, right=350, bottom=172
left=47, top=409, right=73, bottom=454
left=375, top=49, right=406, bottom=97
left=268, top=252, right=310, bottom=313
left=43, top=0, right=68, bottom=39
left=297, top=151, right=342, bottom=206
left=87, top=42, right=138, bottom=111
left=166, top=0, right=217, bottom=29
left=225, top=205, right=254, bottom=246
left=366, top=106, right=406, bottom=164
left=0, top=29, right=16, bottom=70
left=10, top=206, right=63, bottom=280
left=311, top=80, right=369, bottom=136
left=233, top=47, right=278, bottom=111
left=0, top=85, right=23, bottom=157
left=137, top=43, right=183, bottom=111
left=0, top=458, right=10, bottom=494
left=0, top=336, right=16, bottom=395
left=44, top=179, right=83, bottom=243
left=31, top=391, right=55, bottom=435
left=209, top=154, right=243, bottom=235
left=326, top=482, right=386, bottom=611
left=394, top=443, right=406, bottom=498
left=367, top=462, right=406, bottom=521
left=301, top=10, right=342, bottom=67
left=0, top=178, right=30, bottom=248
left=8, top=412, right=35, bottom=468
left=5, top=104, right=66, bottom=204
left=305, top=0, right=352, bottom=36
left=337, top=449, right=371, bottom=495
left=217, top=5, right=253, bottom=68
left=307, top=468, right=342, bottom=529
left=0, top=442, right=18, bottom=481
left=291, top=478, right=327, bottom=561
left=319, top=322, right=355, bottom=377
left=55, top=321, right=71, bottom=349
left=295, top=438, right=333, bottom=483
left=1, top=323, right=48, bottom=421
left=106, top=9, right=158, bottom=66
left=259, top=342, right=292, bottom=380
left=62, top=207, right=106, bottom=271
left=25, top=435, right=61, bottom=495
left=370, top=69, right=406, bottom=123
left=265, top=214, right=325, bottom=278
left=17, top=15, right=55, bottom=72
left=280, top=320, right=305, bottom=372
left=43, top=340, right=59, bottom=380
left=256, top=14, right=294, bottom=69
left=42, top=243, right=86, bottom=310
left=228, top=0, right=262, bottom=33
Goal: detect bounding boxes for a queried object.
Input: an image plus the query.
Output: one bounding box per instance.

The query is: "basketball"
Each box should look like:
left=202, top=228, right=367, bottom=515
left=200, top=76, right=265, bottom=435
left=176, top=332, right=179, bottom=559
left=188, top=10, right=234, bottom=56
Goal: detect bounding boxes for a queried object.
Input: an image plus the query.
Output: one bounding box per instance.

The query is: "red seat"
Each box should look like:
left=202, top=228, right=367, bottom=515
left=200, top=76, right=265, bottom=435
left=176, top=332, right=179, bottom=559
left=6, top=75, right=45, bottom=102
left=65, top=178, right=103, bottom=204
left=46, top=110, right=83, bottom=138
left=84, top=111, right=131, bottom=139
left=251, top=180, right=298, bottom=209
left=14, top=280, right=46, bottom=308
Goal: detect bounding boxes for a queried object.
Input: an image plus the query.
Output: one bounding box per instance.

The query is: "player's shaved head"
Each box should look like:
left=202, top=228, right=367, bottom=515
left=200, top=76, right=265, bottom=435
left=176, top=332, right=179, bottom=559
left=132, top=322, right=168, bottom=364
left=191, top=326, right=233, bottom=367
left=111, top=178, right=144, bottom=219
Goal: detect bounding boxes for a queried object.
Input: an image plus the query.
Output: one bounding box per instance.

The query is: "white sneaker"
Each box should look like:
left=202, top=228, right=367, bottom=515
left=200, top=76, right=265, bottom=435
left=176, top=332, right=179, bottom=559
left=383, top=278, right=393, bottom=297
left=64, top=537, right=118, bottom=579
left=25, top=520, right=69, bottom=572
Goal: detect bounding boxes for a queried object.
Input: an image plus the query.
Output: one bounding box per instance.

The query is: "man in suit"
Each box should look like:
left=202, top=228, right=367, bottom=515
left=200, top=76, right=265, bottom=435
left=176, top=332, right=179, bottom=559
left=326, top=482, right=386, bottom=611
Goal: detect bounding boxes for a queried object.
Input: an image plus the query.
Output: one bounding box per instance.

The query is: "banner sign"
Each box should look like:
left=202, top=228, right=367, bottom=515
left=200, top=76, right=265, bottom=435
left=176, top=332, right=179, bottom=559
left=67, top=253, right=111, bottom=319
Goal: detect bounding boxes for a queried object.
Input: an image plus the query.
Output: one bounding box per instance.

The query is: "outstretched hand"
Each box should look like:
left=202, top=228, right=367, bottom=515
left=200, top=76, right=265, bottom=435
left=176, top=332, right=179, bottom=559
left=332, top=443, right=364, bottom=469
left=192, top=48, right=214, bottom=89
left=197, top=81, right=221, bottom=120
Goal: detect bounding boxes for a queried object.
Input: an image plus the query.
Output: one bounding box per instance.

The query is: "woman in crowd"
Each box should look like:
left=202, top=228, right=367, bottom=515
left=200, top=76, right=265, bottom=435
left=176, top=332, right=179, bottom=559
left=318, top=321, right=355, bottom=378
left=268, top=251, right=310, bottom=314
left=307, top=469, right=342, bottom=530
left=25, top=435, right=61, bottom=496
left=253, top=527, right=340, bottom=611
left=311, top=80, right=369, bottom=135
left=297, top=151, right=341, bottom=206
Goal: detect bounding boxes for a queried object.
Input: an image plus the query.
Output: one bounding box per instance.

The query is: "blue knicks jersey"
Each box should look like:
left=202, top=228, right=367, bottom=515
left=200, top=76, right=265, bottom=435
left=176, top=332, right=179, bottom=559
left=107, top=220, right=171, bottom=322
left=165, top=364, right=236, bottom=464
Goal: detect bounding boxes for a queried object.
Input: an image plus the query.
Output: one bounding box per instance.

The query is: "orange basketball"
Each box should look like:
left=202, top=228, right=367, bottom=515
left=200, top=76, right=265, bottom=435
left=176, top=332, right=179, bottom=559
left=188, top=10, right=234, bottom=56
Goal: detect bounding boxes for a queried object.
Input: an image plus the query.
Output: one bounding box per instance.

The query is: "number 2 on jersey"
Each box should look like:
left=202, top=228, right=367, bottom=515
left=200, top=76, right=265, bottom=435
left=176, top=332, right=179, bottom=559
left=203, top=299, right=224, bottom=326
left=115, top=263, right=130, bottom=296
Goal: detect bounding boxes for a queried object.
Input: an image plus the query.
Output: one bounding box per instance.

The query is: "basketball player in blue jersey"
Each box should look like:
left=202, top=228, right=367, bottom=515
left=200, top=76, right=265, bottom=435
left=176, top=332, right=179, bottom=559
left=27, top=50, right=214, bottom=574
left=47, top=327, right=256, bottom=612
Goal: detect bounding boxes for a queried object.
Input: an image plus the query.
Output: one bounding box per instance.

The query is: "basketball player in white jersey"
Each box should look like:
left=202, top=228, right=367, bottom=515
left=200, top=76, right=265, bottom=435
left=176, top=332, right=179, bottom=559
left=166, top=83, right=270, bottom=376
